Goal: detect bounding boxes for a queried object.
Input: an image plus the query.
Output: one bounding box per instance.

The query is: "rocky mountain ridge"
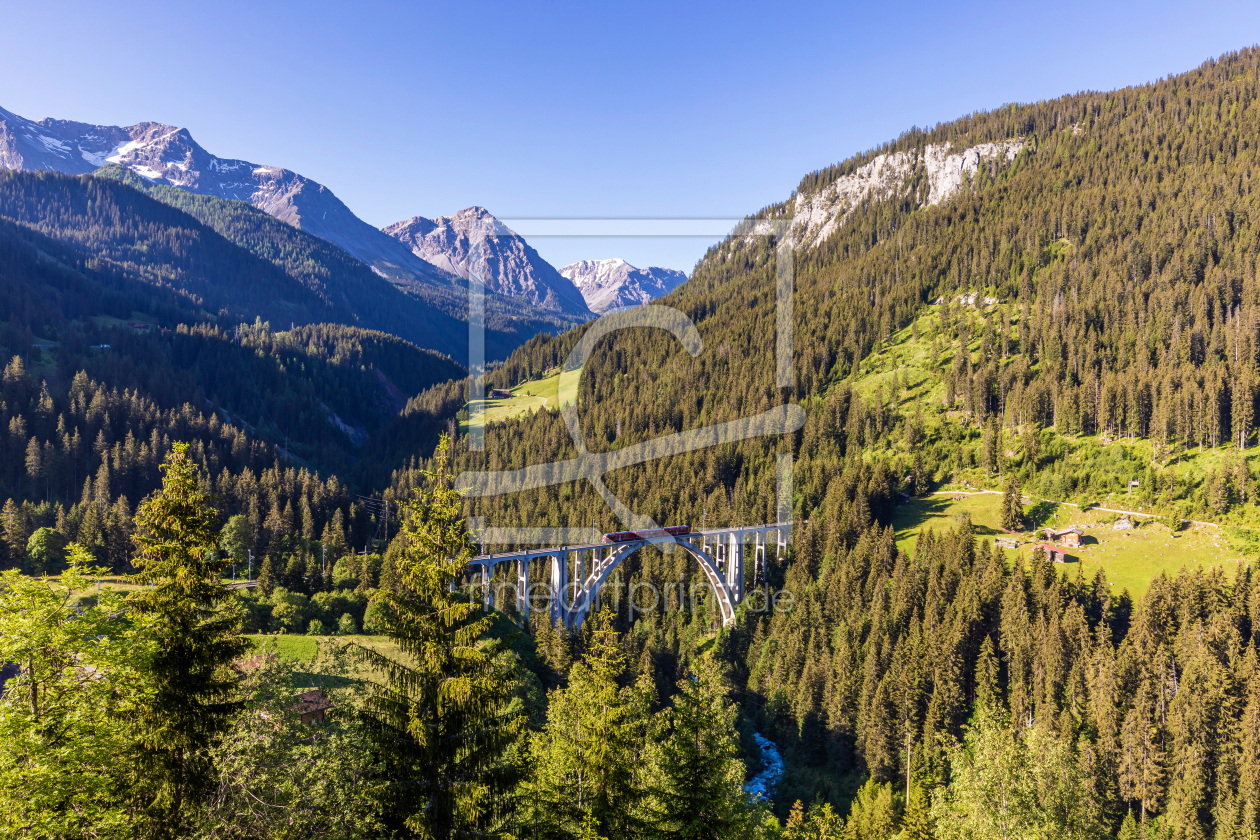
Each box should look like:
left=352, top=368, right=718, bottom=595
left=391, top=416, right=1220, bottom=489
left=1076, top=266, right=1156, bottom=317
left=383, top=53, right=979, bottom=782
left=0, top=103, right=693, bottom=325
left=383, top=207, right=591, bottom=317
left=559, top=258, right=688, bottom=314
left=0, top=105, right=460, bottom=291
left=766, top=138, right=1025, bottom=248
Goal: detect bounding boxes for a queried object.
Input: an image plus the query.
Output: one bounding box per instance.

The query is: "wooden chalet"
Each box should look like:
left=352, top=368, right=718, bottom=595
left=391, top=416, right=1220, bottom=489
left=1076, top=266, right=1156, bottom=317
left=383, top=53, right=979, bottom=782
left=293, top=689, right=333, bottom=724
left=995, top=536, right=1020, bottom=550
left=488, top=389, right=514, bottom=399
left=1040, top=526, right=1085, bottom=548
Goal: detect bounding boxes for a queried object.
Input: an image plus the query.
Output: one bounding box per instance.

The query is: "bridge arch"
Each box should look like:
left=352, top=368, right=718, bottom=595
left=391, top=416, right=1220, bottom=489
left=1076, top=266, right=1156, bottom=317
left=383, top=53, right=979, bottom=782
left=564, top=536, right=737, bottom=629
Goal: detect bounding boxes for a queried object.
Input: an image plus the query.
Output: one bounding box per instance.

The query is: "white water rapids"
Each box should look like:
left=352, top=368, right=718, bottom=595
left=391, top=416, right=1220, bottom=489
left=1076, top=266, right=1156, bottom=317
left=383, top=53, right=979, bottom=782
left=744, top=733, right=784, bottom=800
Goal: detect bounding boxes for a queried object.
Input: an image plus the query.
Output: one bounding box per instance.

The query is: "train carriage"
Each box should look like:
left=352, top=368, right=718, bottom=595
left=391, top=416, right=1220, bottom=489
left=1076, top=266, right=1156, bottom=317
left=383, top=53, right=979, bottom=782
left=602, top=525, right=691, bottom=543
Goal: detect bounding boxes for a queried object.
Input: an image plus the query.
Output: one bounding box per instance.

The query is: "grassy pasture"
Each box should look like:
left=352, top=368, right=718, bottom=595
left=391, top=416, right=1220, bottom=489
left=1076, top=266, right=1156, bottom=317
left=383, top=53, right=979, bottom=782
left=891, top=492, right=1250, bottom=599
left=243, top=633, right=409, bottom=670
left=461, top=368, right=580, bottom=432
left=245, top=634, right=320, bottom=662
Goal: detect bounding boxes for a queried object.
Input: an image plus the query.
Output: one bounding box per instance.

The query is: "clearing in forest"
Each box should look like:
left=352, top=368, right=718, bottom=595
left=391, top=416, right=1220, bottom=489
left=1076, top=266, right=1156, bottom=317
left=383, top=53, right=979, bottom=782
left=891, top=492, right=1249, bottom=599
left=460, top=368, right=579, bottom=432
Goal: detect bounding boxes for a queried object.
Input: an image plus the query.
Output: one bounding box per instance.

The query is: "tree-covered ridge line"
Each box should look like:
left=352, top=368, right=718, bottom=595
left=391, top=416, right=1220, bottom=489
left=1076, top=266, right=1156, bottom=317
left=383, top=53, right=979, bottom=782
left=93, top=162, right=584, bottom=362
left=0, top=166, right=567, bottom=368
left=793, top=49, right=1255, bottom=198
left=0, top=168, right=340, bottom=328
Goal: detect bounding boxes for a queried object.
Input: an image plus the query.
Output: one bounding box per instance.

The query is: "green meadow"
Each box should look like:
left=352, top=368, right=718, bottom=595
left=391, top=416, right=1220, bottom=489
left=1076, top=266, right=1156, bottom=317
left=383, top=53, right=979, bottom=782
left=460, top=367, right=580, bottom=432
left=891, top=491, right=1250, bottom=600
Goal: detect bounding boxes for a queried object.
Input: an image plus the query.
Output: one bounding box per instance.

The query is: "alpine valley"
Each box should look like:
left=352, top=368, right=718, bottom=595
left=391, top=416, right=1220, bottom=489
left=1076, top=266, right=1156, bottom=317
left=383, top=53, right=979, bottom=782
left=6, top=46, right=1260, bottom=840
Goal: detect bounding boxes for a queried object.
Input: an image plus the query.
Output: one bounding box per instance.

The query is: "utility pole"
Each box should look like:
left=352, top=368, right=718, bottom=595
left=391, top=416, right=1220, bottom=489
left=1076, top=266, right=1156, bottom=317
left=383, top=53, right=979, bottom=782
left=248, top=550, right=253, bottom=582
left=358, top=496, right=394, bottom=553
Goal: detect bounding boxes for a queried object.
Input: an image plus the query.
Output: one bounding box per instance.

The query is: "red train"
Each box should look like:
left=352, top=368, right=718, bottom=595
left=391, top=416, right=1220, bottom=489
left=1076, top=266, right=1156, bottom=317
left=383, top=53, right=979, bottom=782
left=602, top=525, right=692, bottom=543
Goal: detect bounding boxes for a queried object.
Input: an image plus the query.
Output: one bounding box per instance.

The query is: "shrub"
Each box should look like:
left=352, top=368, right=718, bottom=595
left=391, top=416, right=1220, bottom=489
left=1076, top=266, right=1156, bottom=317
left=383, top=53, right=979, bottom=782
left=311, top=589, right=366, bottom=629
left=331, top=556, right=358, bottom=590
left=338, top=612, right=358, bottom=635
left=362, top=600, right=389, bottom=634
left=307, top=619, right=325, bottom=636
left=25, top=527, right=68, bottom=575
left=270, top=602, right=305, bottom=633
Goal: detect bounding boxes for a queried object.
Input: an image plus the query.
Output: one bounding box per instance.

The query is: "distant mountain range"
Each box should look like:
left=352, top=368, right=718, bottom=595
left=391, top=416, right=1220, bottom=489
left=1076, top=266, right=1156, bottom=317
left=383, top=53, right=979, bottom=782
left=0, top=105, right=460, bottom=293
left=559, top=259, right=688, bottom=314
left=0, top=103, right=691, bottom=348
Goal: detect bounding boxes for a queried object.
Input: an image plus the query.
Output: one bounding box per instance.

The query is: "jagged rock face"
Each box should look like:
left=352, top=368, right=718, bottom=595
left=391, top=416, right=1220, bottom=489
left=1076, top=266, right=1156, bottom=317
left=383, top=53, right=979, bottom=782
left=384, top=207, right=591, bottom=317
left=768, top=139, right=1025, bottom=248
left=559, top=258, right=687, bottom=314
left=0, top=106, right=133, bottom=173
left=0, top=104, right=450, bottom=287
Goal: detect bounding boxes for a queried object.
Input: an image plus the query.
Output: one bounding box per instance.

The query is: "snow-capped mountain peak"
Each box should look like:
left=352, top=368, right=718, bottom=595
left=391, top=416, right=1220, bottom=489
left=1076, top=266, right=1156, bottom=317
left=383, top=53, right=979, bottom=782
left=0, top=104, right=451, bottom=289
left=560, top=258, right=687, bottom=314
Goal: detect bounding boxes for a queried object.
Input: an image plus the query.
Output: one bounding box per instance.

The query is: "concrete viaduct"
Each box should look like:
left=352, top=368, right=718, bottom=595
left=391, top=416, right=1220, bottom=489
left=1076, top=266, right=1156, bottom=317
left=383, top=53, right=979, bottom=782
left=463, top=522, right=793, bottom=631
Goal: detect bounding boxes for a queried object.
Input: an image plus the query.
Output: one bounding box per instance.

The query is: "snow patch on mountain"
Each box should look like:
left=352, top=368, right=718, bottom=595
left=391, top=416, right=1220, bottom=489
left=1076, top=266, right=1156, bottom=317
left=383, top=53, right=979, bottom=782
left=0, top=104, right=452, bottom=289
left=559, top=258, right=687, bottom=315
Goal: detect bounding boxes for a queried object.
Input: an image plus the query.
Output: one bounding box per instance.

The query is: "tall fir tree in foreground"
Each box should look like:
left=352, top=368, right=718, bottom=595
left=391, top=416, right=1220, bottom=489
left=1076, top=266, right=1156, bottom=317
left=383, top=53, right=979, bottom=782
left=520, top=608, right=654, bottom=840
left=355, top=434, right=521, bottom=838
left=645, top=658, right=751, bottom=838
left=125, top=443, right=249, bottom=840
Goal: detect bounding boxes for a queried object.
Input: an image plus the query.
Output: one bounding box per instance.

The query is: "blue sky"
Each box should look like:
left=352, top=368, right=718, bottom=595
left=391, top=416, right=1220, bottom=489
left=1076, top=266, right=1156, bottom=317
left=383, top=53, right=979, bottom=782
left=3, top=1, right=1259, bottom=272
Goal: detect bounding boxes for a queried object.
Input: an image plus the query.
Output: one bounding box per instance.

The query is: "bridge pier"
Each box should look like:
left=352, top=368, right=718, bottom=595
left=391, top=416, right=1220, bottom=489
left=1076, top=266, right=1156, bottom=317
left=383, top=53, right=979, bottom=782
left=516, top=554, right=528, bottom=619
left=548, top=551, right=567, bottom=628
left=479, top=562, right=492, bottom=610
left=726, top=532, right=744, bottom=603
left=754, top=531, right=766, bottom=584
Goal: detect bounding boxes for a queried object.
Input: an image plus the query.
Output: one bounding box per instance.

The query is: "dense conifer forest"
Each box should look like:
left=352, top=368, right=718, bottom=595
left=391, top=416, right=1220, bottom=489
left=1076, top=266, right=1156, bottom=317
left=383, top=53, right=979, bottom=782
left=5, top=48, right=1260, bottom=839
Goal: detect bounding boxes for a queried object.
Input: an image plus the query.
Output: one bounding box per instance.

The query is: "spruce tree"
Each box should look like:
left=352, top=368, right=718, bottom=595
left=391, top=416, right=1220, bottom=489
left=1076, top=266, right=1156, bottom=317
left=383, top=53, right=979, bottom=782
left=646, top=659, right=750, bottom=838
left=522, top=608, right=653, bottom=839
left=284, top=554, right=305, bottom=593
left=257, top=555, right=276, bottom=596
left=125, top=443, right=249, bottom=839
left=1116, top=810, right=1139, bottom=840
left=1000, top=477, right=1023, bottom=532
left=353, top=435, right=521, bottom=838
left=901, top=783, right=934, bottom=840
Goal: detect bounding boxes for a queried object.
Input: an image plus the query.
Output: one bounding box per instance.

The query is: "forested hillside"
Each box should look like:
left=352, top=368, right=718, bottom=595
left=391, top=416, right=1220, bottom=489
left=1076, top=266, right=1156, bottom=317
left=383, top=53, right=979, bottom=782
left=0, top=169, right=343, bottom=329
left=0, top=190, right=463, bottom=585
left=93, top=164, right=573, bottom=361
left=356, top=49, right=1260, bottom=833
left=7, top=45, right=1260, bottom=840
